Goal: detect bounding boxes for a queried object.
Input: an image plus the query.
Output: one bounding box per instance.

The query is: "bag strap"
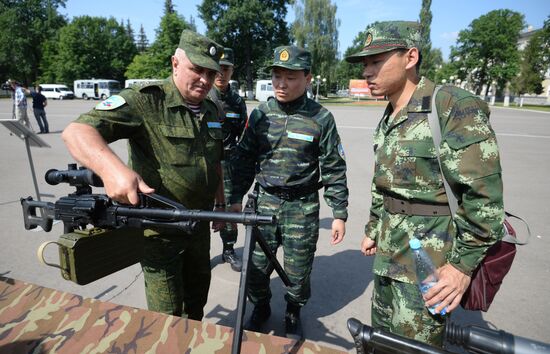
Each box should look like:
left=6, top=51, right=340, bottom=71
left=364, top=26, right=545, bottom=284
left=427, top=86, right=530, bottom=246
left=427, top=86, right=459, bottom=216
left=503, top=211, right=531, bottom=245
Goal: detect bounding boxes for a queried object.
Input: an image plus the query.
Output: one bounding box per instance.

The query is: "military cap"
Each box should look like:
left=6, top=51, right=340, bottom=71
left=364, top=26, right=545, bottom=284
left=219, top=48, right=234, bottom=66
left=345, top=21, right=422, bottom=63
left=178, top=29, right=224, bottom=72
left=268, top=45, right=311, bottom=71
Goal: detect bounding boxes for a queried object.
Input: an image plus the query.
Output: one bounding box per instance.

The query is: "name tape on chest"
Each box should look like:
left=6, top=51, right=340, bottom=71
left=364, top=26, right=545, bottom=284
left=287, top=131, right=314, bottom=142
left=207, top=121, right=222, bottom=128
left=95, top=95, right=126, bottom=110
left=225, top=112, right=240, bottom=119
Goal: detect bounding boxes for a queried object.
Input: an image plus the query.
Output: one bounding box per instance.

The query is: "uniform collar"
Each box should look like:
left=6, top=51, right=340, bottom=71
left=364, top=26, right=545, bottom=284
left=383, top=77, right=435, bottom=131
left=275, top=92, right=308, bottom=113
left=164, top=76, right=209, bottom=111
left=405, top=76, right=435, bottom=113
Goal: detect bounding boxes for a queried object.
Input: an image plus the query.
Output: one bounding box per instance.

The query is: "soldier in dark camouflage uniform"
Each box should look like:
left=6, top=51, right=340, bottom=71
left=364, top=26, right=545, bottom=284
left=62, top=30, right=226, bottom=321
left=346, top=21, right=505, bottom=346
left=208, top=48, right=248, bottom=272
left=229, top=45, right=349, bottom=339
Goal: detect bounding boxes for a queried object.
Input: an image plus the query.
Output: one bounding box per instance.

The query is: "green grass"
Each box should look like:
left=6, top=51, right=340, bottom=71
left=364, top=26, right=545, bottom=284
left=493, top=102, right=550, bottom=112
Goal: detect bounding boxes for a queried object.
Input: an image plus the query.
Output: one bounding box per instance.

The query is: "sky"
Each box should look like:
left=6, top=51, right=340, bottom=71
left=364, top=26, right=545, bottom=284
left=62, top=0, right=550, bottom=60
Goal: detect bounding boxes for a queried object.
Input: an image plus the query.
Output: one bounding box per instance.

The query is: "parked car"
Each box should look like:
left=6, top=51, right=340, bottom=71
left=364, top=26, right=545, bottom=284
left=39, top=84, right=75, bottom=100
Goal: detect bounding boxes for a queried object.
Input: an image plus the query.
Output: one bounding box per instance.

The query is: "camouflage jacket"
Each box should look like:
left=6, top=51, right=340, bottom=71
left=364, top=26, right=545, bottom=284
left=229, top=93, right=349, bottom=220
left=75, top=77, right=223, bottom=210
left=208, top=84, right=247, bottom=150
left=366, top=77, right=504, bottom=283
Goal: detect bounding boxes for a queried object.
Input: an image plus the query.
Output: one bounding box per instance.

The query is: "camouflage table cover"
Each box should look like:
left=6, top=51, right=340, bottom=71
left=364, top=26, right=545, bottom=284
left=0, top=277, right=346, bottom=354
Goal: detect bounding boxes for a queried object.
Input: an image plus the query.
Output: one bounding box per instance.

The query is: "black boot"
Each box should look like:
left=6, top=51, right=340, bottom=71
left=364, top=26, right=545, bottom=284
left=285, top=302, right=303, bottom=340
left=244, top=303, right=271, bottom=333
left=222, top=247, right=242, bottom=272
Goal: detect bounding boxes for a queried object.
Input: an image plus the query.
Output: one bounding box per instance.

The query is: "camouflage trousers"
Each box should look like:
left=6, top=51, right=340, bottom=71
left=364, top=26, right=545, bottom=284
left=140, top=222, right=211, bottom=320
left=220, top=159, right=237, bottom=246
left=372, top=275, right=446, bottom=347
left=248, top=188, right=320, bottom=307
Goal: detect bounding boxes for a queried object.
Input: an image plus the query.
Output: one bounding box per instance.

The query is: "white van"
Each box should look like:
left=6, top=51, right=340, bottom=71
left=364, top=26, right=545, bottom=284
left=39, top=84, right=75, bottom=100
left=255, top=80, right=274, bottom=102
left=74, top=79, right=121, bottom=100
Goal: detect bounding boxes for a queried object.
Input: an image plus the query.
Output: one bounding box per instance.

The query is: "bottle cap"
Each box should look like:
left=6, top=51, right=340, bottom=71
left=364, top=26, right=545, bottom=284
left=409, top=238, right=421, bottom=250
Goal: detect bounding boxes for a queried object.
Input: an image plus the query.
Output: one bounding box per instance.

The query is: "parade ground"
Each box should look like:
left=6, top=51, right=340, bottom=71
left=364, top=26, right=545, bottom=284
left=1, top=98, right=549, bottom=352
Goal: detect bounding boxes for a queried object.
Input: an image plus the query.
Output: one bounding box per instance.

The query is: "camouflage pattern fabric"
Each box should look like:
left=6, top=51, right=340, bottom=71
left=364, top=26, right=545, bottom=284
left=269, top=45, right=312, bottom=71
left=345, top=21, right=423, bottom=62
left=366, top=77, right=504, bottom=283
left=228, top=93, right=348, bottom=307
left=141, top=222, right=211, bottom=320
left=371, top=275, right=445, bottom=346
left=208, top=84, right=248, bottom=245
left=75, top=77, right=224, bottom=319
left=178, top=29, right=223, bottom=73
left=228, top=93, right=348, bottom=221
left=0, top=277, right=346, bottom=354
left=248, top=189, right=320, bottom=306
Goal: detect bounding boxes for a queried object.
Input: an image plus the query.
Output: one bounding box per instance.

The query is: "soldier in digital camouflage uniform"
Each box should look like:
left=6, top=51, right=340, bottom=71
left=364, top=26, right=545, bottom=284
left=228, top=45, right=349, bottom=339
left=346, top=21, right=505, bottom=346
left=208, top=47, right=248, bottom=272
left=62, top=30, right=226, bottom=320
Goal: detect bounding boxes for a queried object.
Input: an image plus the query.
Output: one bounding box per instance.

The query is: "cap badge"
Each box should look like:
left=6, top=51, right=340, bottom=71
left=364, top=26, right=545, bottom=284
left=365, top=33, right=373, bottom=47
left=209, top=45, right=217, bottom=57
left=279, top=49, right=290, bottom=62
left=221, top=53, right=226, bottom=59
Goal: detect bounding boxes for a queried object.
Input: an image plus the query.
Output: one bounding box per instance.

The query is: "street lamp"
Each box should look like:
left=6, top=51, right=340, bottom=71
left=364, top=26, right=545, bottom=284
left=315, top=75, right=321, bottom=101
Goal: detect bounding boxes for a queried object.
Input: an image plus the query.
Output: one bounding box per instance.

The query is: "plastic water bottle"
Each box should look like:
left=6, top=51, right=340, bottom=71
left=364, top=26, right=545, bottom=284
left=409, top=238, right=447, bottom=316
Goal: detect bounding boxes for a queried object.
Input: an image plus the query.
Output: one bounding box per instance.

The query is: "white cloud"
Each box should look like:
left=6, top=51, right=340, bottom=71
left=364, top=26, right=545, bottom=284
left=440, top=31, right=459, bottom=41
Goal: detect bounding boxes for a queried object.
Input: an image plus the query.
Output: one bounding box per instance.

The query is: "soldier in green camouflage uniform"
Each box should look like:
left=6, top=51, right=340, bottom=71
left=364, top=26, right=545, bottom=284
left=346, top=21, right=504, bottom=346
left=228, top=46, right=349, bottom=339
left=62, top=30, right=227, bottom=320
left=208, top=48, right=248, bottom=272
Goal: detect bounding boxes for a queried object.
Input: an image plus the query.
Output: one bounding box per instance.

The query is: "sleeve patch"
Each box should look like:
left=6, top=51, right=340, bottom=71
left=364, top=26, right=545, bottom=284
left=95, top=95, right=126, bottom=110
left=338, top=143, right=346, bottom=160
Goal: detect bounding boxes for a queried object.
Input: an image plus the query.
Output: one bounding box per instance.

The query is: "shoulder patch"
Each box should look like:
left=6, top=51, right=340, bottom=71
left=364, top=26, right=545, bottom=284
left=95, top=95, right=126, bottom=110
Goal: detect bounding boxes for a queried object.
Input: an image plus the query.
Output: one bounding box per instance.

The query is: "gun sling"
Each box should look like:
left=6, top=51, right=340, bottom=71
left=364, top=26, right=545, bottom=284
left=383, top=195, right=451, bottom=216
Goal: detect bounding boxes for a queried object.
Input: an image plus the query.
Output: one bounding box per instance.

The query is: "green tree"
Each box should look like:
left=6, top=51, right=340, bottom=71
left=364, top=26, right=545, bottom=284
left=0, top=0, right=67, bottom=85
left=125, top=19, right=135, bottom=42
left=513, top=16, right=550, bottom=96
left=198, top=0, right=292, bottom=98
left=136, top=24, right=149, bottom=53
left=418, top=0, right=437, bottom=79
left=452, top=9, right=524, bottom=95
left=126, top=0, right=195, bottom=79
left=334, top=29, right=367, bottom=88
left=292, top=0, right=339, bottom=95
left=44, top=16, right=137, bottom=85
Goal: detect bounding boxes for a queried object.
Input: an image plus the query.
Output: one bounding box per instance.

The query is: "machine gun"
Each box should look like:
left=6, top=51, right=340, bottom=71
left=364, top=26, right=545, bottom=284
left=347, top=318, right=550, bottom=354
left=20, top=164, right=276, bottom=285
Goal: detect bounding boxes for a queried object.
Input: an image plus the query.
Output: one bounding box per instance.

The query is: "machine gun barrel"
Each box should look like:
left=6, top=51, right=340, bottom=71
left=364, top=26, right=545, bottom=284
left=115, top=207, right=275, bottom=225
left=347, top=318, right=550, bottom=354
left=347, top=318, right=450, bottom=354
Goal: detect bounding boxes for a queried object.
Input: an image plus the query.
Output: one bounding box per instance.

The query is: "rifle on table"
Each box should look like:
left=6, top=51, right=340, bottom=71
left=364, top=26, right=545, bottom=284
left=347, top=318, right=550, bottom=354
left=21, top=163, right=276, bottom=285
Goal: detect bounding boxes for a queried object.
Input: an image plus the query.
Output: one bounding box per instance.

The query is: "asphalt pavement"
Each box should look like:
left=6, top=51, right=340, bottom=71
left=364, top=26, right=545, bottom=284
left=1, top=98, right=549, bottom=352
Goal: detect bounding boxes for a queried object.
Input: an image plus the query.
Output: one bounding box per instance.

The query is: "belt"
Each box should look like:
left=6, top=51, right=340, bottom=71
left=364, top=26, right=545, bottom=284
left=262, top=181, right=323, bottom=201
left=383, top=195, right=451, bottom=216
